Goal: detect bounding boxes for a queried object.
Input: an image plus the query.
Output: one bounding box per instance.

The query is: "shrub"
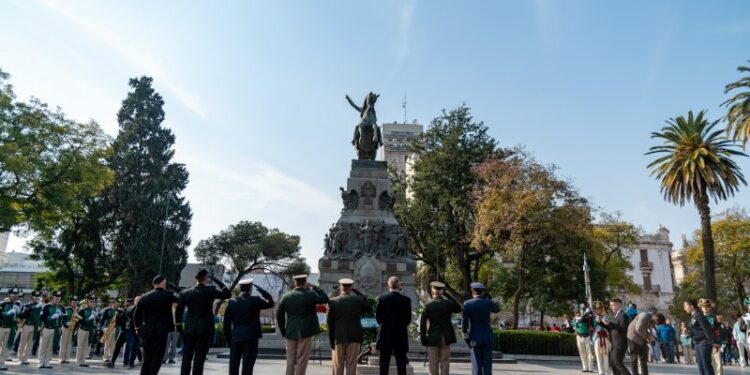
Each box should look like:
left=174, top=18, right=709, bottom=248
left=493, top=330, right=577, bottom=356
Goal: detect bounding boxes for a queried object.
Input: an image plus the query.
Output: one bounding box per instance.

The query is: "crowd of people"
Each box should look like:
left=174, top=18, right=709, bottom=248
left=0, top=271, right=501, bottom=375
left=572, top=297, right=750, bottom=375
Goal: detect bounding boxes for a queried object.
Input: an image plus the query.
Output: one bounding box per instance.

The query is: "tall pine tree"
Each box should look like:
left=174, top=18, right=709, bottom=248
left=110, top=77, right=191, bottom=295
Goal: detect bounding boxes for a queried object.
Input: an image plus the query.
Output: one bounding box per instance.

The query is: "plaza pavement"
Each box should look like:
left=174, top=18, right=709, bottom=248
left=2, top=357, right=750, bottom=374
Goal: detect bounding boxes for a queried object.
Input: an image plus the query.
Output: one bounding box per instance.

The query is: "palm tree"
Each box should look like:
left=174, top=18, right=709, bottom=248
left=723, top=62, right=750, bottom=147
left=647, top=110, right=747, bottom=302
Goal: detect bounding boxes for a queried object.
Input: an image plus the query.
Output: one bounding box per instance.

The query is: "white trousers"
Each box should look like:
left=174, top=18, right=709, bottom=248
left=0, top=328, right=10, bottom=366
left=594, top=337, right=611, bottom=375
left=76, top=329, right=91, bottom=366
left=17, top=326, right=35, bottom=363
left=59, top=327, right=74, bottom=362
left=37, top=328, right=55, bottom=367
left=577, top=335, right=593, bottom=372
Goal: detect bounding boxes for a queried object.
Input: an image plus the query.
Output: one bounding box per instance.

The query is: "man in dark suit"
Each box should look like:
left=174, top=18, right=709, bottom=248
left=599, top=298, right=631, bottom=375
left=175, top=269, right=232, bottom=375
left=134, top=275, right=180, bottom=375
left=223, top=278, right=275, bottom=375
left=461, top=282, right=499, bottom=375
left=327, top=278, right=371, bottom=375
left=375, top=276, right=412, bottom=375
left=684, top=299, right=716, bottom=375
left=420, top=281, right=462, bottom=375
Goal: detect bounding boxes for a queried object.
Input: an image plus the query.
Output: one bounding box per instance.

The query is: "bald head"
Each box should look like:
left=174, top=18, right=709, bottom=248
left=388, top=276, right=401, bottom=291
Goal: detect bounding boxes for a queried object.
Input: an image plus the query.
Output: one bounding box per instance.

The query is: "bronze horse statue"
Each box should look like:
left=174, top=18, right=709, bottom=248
left=346, top=92, right=383, bottom=160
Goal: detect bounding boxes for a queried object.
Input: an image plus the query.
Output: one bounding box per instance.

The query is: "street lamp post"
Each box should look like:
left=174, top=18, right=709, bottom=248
left=158, top=195, right=171, bottom=275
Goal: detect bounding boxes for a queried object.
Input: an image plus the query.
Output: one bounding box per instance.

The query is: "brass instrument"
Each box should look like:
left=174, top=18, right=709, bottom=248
left=100, top=311, right=118, bottom=344
left=593, top=300, right=607, bottom=317
left=67, top=308, right=79, bottom=334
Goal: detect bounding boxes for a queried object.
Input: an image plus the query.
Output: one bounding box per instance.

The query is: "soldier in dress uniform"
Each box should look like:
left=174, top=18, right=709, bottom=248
left=462, top=282, right=500, bottom=375
left=9, top=291, right=22, bottom=353
left=0, top=286, right=20, bottom=370
left=37, top=291, right=64, bottom=369
left=59, top=296, right=78, bottom=364
left=76, top=295, right=97, bottom=367
left=685, top=299, right=717, bottom=375
left=175, top=268, right=232, bottom=375
left=592, top=301, right=611, bottom=375
left=573, top=303, right=594, bottom=373
left=17, top=290, right=42, bottom=365
left=699, top=299, right=723, bottom=375
left=327, top=278, right=371, bottom=375
left=223, top=278, right=275, bottom=375
left=99, top=299, right=121, bottom=363
left=276, top=274, right=329, bottom=375
left=419, top=281, right=461, bottom=375
left=134, top=275, right=180, bottom=375
left=109, top=298, right=135, bottom=368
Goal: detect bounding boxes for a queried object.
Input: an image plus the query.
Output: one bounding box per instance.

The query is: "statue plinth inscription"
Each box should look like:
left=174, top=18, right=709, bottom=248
left=318, top=94, right=416, bottom=301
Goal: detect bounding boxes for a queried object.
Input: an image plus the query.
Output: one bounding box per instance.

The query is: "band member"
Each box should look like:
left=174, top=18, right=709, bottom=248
left=134, top=275, right=180, bottom=375
left=17, top=290, right=42, bottom=365
left=0, top=286, right=20, bottom=370
left=462, top=282, right=499, bottom=375
left=419, top=281, right=461, bottom=375
left=91, top=298, right=102, bottom=359
left=109, top=298, right=135, bottom=368
left=99, top=299, right=121, bottom=363
left=277, top=274, right=329, bottom=375
left=599, top=298, right=630, bottom=375
left=592, top=301, right=610, bottom=375
left=10, top=291, right=23, bottom=352
left=76, top=296, right=97, bottom=367
left=573, top=303, right=594, bottom=373
left=223, top=278, right=275, bottom=375
left=175, top=269, right=231, bottom=375
left=328, top=278, right=371, bottom=375
left=38, top=291, right=64, bottom=369
left=699, top=299, right=723, bottom=375
left=59, top=296, right=78, bottom=364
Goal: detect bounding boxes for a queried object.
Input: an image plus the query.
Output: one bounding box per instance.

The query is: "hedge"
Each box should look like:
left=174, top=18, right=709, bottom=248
left=493, top=330, right=577, bottom=356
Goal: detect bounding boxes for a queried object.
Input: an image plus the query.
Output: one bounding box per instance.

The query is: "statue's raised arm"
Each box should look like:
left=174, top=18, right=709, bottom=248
left=345, top=94, right=363, bottom=113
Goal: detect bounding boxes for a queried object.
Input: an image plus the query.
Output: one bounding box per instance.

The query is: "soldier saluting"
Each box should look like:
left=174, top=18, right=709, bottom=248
left=419, top=281, right=462, bottom=375
left=134, top=274, right=180, bottom=375
left=38, top=291, right=64, bottom=369
left=223, top=278, right=275, bottom=375
left=277, top=274, right=329, bottom=375
left=327, top=278, right=371, bottom=375
left=175, top=269, right=231, bottom=375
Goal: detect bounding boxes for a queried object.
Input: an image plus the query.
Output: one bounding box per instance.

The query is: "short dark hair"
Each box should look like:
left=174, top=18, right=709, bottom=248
left=240, top=283, right=252, bottom=292
left=684, top=299, right=697, bottom=308
left=610, top=298, right=623, bottom=304
left=153, top=275, right=166, bottom=285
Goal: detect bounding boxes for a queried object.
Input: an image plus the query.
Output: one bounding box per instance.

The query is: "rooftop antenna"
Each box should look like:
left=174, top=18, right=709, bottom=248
left=402, top=95, right=408, bottom=124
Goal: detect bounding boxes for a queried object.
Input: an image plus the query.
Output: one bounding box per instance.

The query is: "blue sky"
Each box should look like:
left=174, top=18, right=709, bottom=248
left=2, top=1, right=750, bottom=271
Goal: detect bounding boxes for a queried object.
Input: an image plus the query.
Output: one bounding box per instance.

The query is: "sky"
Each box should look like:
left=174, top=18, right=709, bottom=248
left=2, top=1, right=750, bottom=272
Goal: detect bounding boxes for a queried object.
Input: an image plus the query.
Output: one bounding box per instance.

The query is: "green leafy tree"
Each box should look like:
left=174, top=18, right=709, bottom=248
left=723, top=62, right=750, bottom=147
left=194, top=220, right=305, bottom=290
left=392, top=105, right=497, bottom=298
left=0, top=68, right=112, bottom=233
left=647, top=110, right=747, bottom=302
left=30, top=196, right=122, bottom=297
left=590, top=212, right=641, bottom=294
left=109, top=77, right=192, bottom=295
left=672, top=208, right=750, bottom=318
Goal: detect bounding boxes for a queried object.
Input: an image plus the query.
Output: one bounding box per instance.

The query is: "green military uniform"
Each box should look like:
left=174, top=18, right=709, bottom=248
left=0, top=288, right=20, bottom=369
left=0, top=301, right=15, bottom=329
left=276, top=285, right=329, bottom=339
left=17, top=293, right=42, bottom=364
left=38, top=296, right=64, bottom=368
left=76, top=304, right=96, bottom=366
left=59, top=300, right=78, bottom=363
left=419, top=295, right=462, bottom=347
left=327, top=292, right=371, bottom=346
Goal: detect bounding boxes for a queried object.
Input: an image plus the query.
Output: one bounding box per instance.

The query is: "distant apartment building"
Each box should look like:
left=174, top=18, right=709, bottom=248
left=380, top=121, right=423, bottom=177
left=0, top=232, right=47, bottom=293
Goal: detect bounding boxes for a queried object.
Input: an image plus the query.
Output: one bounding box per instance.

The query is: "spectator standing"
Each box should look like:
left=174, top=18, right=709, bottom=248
left=719, top=320, right=732, bottom=365
left=681, top=323, right=694, bottom=365
left=734, top=316, right=747, bottom=367
left=648, top=326, right=660, bottom=363
left=656, top=316, right=676, bottom=363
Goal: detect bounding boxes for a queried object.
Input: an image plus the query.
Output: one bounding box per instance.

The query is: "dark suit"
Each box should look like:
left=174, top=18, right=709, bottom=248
left=375, top=291, right=412, bottom=375
left=223, top=288, right=275, bottom=375
left=601, top=308, right=631, bottom=375
left=689, top=310, right=716, bottom=375
left=462, top=297, right=499, bottom=375
left=175, top=282, right=232, bottom=375
left=133, top=287, right=180, bottom=375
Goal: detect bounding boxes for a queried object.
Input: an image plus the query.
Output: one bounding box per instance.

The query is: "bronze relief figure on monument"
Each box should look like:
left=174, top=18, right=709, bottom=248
left=318, top=93, right=417, bottom=301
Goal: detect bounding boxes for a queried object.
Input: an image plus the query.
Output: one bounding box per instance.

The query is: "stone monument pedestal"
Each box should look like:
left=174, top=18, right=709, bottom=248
left=318, top=160, right=416, bottom=302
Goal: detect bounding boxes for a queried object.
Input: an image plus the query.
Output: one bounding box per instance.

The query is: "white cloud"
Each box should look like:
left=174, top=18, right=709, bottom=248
left=38, top=0, right=207, bottom=118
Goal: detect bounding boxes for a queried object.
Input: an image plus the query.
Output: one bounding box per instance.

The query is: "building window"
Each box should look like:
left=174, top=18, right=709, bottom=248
left=643, top=273, right=652, bottom=291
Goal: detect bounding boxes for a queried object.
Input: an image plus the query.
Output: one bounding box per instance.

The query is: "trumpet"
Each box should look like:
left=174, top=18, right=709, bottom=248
left=100, top=313, right=118, bottom=344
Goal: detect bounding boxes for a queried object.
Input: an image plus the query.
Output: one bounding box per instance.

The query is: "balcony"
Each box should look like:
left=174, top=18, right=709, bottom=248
left=639, top=261, right=653, bottom=270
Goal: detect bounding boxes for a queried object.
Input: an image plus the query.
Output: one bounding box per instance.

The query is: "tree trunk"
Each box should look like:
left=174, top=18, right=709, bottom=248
left=695, top=191, right=718, bottom=303
left=738, top=283, right=747, bottom=312
left=512, top=246, right=527, bottom=330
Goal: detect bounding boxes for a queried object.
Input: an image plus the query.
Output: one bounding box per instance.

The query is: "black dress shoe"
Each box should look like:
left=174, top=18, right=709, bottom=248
left=60, top=361, right=69, bottom=364
left=168, top=359, right=176, bottom=364
left=78, top=364, right=90, bottom=367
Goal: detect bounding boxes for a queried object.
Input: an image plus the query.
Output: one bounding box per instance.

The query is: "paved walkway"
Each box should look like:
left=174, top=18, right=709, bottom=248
left=2, top=357, right=749, bottom=374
